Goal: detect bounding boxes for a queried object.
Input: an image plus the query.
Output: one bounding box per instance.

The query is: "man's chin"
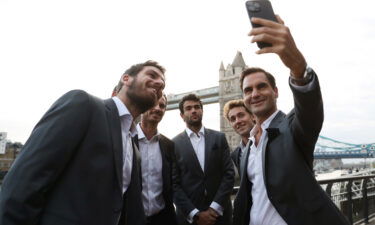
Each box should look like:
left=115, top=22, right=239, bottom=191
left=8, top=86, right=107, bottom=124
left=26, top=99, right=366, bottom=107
left=188, top=120, right=202, bottom=127
left=151, top=116, right=162, bottom=122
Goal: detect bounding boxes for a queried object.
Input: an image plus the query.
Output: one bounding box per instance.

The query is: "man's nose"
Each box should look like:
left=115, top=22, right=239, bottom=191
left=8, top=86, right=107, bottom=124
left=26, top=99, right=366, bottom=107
left=251, top=89, right=260, bottom=98
left=154, top=78, right=165, bottom=90
left=154, top=105, right=162, bottom=112
left=234, top=118, right=241, bottom=126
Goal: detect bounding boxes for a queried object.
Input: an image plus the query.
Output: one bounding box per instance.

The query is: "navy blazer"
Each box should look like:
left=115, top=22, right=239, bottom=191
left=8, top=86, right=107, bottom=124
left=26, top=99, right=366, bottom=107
left=233, top=71, right=350, bottom=225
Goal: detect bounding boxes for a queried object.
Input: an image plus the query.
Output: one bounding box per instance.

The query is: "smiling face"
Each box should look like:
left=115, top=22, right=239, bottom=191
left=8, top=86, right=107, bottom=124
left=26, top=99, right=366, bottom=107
left=242, top=72, right=278, bottom=123
left=142, top=95, right=167, bottom=125
left=125, top=66, right=165, bottom=113
left=227, top=106, right=254, bottom=138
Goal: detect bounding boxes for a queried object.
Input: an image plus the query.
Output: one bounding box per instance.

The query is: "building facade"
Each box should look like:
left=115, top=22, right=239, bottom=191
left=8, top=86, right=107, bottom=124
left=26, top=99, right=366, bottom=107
left=0, top=140, right=22, bottom=172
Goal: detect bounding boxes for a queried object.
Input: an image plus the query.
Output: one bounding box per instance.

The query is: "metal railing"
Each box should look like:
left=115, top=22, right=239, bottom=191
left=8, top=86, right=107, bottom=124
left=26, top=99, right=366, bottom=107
left=232, top=175, right=375, bottom=225
left=319, top=175, right=375, bottom=224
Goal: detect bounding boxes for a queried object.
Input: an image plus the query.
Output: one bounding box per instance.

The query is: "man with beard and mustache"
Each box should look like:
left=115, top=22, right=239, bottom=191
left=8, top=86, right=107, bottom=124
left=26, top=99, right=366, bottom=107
left=135, top=94, right=177, bottom=225
left=0, top=60, right=165, bottom=225
left=172, top=94, right=234, bottom=225
left=223, top=99, right=254, bottom=178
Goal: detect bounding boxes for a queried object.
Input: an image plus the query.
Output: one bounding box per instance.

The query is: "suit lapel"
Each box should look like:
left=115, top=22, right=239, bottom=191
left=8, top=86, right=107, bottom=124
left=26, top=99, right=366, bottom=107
left=261, top=111, right=285, bottom=179
left=240, top=140, right=251, bottom=181
left=104, top=99, right=123, bottom=192
left=181, top=132, right=205, bottom=176
left=203, top=128, right=212, bottom=173
left=158, top=136, right=169, bottom=192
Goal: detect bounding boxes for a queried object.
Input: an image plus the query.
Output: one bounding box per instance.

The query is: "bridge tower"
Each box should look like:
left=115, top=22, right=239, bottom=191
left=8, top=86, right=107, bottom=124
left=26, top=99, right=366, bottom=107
left=219, top=51, right=247, bottom=150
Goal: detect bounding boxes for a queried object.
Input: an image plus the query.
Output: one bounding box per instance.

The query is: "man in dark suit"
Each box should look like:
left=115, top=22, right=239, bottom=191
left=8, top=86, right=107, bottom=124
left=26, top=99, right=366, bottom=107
left=232, top=16, right=350, bottom=225
left=0, top=60, right=166, bottom=225
left=223, top=99, right=254, bottom=178
left=173, top=94, right=234, bottom=225
left=136, top=94, right=177, bottom=225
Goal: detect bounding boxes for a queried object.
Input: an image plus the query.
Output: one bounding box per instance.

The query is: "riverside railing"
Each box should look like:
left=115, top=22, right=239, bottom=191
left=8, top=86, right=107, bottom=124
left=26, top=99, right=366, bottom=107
left=232, top=174, right=375, bottom=225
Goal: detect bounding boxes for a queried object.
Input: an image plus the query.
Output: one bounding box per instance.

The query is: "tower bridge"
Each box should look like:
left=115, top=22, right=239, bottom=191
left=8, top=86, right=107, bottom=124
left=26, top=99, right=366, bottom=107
left=166, top=51, right=375, bottom=159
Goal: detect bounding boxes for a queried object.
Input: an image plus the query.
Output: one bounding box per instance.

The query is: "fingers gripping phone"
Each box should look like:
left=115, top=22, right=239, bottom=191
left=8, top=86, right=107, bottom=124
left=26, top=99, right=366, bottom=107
left=245, top=0, right=277, bottom=49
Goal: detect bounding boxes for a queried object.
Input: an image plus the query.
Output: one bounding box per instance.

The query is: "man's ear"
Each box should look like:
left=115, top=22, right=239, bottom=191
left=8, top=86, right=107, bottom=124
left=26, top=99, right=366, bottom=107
left=180, top=112, right=185, bottom=121
left=274, top=86, right=279, bottom=99
left=121, top=74, right=132, bottom=87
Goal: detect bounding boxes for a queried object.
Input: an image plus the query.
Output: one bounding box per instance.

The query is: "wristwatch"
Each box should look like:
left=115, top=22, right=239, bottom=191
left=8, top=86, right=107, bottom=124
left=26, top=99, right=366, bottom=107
left=290, top=65, right=313, bottom=85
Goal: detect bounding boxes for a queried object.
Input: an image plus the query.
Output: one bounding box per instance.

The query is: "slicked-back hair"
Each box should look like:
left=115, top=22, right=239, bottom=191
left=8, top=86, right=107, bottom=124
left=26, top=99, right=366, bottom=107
left=240, top=67, right=276, bottom=90
left=116, top=60, right=166, bottom=93
left=223, top=99, right=252, bottom=120
left=178, top=94, right=203, bottom=114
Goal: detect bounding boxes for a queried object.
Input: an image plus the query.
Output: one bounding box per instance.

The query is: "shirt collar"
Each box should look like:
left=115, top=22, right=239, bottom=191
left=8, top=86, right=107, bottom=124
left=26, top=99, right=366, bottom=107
left=239, top=140, right=246, bottom=149
left=112, top=96, right=137, bottom=136
left=249, top=110, right=280, bottom=138
left=185, top=126, right=205, bottom=138
left=136, top=123, right=159, bottom=141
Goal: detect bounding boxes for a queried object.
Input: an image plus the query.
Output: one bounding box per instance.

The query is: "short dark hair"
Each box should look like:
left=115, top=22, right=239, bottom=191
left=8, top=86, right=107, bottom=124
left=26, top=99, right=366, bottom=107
left=116, top=60, right=166, bottom=92
left=240, top=67, right=276, bottom=90
left=178, top=94, right=203, bottom=114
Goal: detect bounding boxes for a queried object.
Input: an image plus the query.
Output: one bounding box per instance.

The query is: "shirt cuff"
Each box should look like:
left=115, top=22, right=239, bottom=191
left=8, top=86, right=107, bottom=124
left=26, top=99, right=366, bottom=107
left=210, top=202, right=223, bottom=216
left=187, top=208, right=199, bottom=223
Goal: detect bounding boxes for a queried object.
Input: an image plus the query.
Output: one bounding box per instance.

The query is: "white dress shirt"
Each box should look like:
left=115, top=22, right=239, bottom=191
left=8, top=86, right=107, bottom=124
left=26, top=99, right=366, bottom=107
left=185, top=127, right=205, bottom=171
left=185, top=127, right=223, bottom=223
left=112, top=96, right=137, bottom=194
left=136, top=123, right=165, bottom=217
left=247, top=110, right=287, bottom=225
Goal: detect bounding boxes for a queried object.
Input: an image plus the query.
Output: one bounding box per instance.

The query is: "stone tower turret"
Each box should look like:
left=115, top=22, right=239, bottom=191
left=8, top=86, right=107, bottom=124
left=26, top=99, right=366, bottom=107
left=219, top=51, right=247, bottom=151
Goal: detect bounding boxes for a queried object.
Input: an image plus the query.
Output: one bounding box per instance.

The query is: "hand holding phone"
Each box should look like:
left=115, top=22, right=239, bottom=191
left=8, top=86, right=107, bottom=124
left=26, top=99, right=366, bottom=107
left=245, top=0, right=277, bottom=49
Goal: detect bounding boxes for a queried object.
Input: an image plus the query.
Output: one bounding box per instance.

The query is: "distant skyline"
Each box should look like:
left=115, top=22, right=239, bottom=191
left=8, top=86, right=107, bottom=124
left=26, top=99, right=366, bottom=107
left=1, top=0, right=375, bottom=146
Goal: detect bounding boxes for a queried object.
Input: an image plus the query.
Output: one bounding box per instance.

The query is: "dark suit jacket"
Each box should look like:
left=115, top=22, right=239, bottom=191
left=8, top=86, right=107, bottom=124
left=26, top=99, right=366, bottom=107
left=172, top=128, right=234, bottom=225
left=230, top=146, right=242, bottom=178
left=135, top=134, right=178, bottom=224
left=0, top=90, right=145, bottom=225
left=233, top=71, right=350, bottom=225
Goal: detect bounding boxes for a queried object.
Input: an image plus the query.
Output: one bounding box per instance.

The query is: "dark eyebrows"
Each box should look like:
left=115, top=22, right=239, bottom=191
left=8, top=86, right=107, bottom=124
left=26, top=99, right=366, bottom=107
left=257, top=82, right=268, bottom=88
left=146, top=70, right=158, bottom=77
left=244, top=81, right=269, bottom=93
left=243, top=86, right=252, bottom=93
left=184, top=103, right=200, bottom=110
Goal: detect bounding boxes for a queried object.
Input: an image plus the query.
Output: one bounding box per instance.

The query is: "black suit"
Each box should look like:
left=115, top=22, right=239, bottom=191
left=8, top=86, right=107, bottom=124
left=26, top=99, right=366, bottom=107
left=230, top=146, right=242, bottom=178
left=0, top=90, right=145, bottom=225
left=233, top=71, right=350, bottom=225
left=173, top=128, right=234, bottom=225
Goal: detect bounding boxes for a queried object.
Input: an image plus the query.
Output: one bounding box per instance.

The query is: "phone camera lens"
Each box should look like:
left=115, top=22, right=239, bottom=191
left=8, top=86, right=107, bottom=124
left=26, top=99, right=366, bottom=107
left=248, top=2, right=261, bottom=12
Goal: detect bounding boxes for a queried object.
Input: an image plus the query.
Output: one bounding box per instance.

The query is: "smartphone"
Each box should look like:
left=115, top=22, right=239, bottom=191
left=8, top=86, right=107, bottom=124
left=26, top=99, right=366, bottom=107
left=245, top=0, right=277, bottom=49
